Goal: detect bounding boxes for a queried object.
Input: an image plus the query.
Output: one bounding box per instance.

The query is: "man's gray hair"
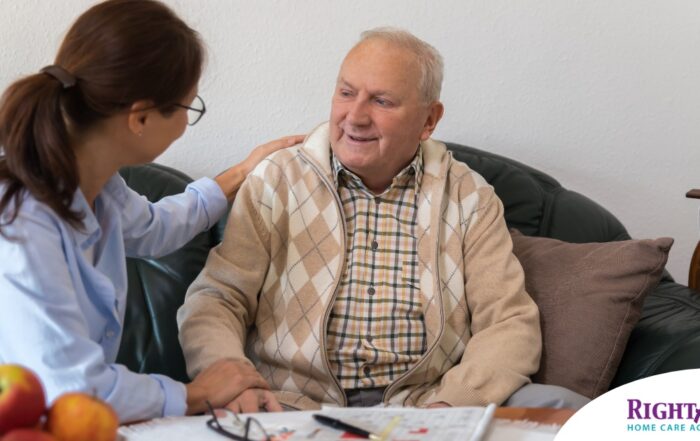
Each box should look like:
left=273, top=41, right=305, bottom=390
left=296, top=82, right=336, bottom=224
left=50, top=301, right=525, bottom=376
left=359, top=27, right=444, bottom=103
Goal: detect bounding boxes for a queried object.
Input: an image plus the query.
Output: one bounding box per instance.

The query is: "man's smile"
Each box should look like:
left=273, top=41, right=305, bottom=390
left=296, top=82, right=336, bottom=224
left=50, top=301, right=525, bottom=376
left=345, top=133, right=378, bottom=144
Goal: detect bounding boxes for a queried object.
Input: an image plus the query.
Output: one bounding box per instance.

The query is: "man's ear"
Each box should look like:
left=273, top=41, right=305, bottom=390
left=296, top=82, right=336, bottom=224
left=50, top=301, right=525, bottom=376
left=419, top=101, right=445, bottom=141
left=127, top=100, right=155, bottom=137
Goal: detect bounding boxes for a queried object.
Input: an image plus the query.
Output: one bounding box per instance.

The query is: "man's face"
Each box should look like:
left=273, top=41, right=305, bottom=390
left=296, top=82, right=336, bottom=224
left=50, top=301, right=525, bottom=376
left=329, top=40, right=443, bottom=192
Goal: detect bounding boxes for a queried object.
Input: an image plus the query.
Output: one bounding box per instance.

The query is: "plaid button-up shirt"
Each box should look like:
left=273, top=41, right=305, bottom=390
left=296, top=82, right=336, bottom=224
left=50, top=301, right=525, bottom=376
left=327, top=149, right=427, bottom=389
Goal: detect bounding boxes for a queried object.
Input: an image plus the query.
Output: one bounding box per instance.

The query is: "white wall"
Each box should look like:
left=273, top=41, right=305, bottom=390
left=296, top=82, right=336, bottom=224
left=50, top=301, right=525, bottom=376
left=2, top=0, right=699, bottom=283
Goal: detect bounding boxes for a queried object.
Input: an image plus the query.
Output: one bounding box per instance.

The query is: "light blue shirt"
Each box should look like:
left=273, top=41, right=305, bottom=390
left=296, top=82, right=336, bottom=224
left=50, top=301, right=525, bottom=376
left=0, top=173, right=227, bottom=422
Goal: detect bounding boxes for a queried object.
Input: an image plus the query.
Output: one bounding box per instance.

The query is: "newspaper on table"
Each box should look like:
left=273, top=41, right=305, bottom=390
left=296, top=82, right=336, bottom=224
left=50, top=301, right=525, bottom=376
left=119, top=404, right=497, bottom=441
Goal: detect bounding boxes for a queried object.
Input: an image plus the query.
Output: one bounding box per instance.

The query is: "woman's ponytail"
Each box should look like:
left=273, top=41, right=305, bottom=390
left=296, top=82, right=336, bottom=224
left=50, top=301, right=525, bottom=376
left=0, top=72, right=82, bottom=234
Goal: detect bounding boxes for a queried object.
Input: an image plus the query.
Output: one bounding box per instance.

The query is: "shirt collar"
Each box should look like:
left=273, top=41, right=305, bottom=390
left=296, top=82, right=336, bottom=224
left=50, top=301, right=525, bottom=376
left=69, top=187, right=101, bottom=249
left=68, top=173, right=126, bottom=249
left=331, top=146, right=424, bottom=194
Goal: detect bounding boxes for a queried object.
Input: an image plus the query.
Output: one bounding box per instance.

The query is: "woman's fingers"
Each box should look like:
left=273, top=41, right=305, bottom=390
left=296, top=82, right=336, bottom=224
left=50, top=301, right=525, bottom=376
left=250, top=134, right=305, bottom=162
left=215, top=134, right=306, bottom=201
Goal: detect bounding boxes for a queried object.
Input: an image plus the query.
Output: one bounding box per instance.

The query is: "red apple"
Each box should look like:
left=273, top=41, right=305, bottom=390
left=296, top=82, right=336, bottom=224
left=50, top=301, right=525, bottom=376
left=45, top=392, right=118, bottom=441
left=2, top=428, right=57, bottom=441
left=0, top=364, right=46, bottom=435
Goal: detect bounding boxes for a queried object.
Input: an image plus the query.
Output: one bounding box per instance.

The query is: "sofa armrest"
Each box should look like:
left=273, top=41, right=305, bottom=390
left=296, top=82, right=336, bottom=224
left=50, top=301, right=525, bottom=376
left=611, top=280, right=700, bottom=387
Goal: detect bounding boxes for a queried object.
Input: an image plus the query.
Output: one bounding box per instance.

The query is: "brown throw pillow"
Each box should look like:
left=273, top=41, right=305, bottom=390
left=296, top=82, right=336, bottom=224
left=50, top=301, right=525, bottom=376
left=510, top=230, right=673, bottom=398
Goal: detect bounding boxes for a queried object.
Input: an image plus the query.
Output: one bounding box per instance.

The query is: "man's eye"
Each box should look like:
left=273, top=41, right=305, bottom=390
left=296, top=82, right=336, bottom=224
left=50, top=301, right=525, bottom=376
left=375, top=98, right=391, bottom=106
left=339, top=90, right=352, bottom=97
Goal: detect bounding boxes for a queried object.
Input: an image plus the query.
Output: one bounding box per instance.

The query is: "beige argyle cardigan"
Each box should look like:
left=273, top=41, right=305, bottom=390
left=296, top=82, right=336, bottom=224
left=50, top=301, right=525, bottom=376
left=178, top=123, right=541, bottom=410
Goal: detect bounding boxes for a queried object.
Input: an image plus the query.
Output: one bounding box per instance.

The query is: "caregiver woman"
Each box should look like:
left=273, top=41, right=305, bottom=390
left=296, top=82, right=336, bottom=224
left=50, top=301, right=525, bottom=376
left=0, top=0, right=301, bottom=422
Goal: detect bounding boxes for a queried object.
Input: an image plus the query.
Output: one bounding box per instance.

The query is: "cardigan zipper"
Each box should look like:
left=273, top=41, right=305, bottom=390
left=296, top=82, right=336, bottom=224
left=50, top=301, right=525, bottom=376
left=382, top=152, right=451, bottom=403
left=298, top=149, right=348, bottom=406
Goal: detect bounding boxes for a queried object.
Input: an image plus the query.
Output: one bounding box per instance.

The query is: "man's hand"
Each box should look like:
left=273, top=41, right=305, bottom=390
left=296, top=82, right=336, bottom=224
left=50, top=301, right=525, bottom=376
left=225, top=388, right=283, bottom=413
left=185, top=359, right=269, bottom=415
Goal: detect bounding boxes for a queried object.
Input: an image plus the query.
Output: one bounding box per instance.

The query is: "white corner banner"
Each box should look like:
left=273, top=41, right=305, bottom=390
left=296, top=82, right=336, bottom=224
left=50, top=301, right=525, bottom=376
left=557, top=370, right=700, bottom=440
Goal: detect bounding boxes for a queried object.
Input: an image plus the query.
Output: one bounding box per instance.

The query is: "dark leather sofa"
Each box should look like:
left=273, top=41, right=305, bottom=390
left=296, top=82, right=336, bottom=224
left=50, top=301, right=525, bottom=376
left=116, top=143, right=700, bottom=391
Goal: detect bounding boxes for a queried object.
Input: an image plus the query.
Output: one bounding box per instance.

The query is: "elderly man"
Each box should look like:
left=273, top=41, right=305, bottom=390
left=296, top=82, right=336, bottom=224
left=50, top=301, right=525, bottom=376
left=178, top=28, right=588, bottom=412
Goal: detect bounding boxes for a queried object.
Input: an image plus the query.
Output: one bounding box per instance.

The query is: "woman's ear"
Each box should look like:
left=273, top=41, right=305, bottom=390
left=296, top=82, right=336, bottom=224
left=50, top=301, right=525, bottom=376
left=127, top=100, right=154, bottom=137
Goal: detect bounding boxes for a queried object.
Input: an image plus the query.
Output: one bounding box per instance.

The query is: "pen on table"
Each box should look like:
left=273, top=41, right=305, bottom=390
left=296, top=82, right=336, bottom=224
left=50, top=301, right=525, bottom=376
left=312, top=414, right=381, bottom=440
left=469, top=403, right=497, bottom=441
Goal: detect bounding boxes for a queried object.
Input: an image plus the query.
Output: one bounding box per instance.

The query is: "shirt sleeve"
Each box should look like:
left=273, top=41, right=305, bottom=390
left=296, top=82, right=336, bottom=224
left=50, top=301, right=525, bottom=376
left=116, top=176, right=228, bottom=258
left=177, top=174, right=271, bottom=377
left=0, top=210, right=187, bottom=422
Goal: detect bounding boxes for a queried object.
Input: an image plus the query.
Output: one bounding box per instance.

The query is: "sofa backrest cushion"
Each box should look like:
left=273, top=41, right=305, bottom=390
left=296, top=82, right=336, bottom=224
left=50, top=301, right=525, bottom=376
left=511, top=230, right=673, bottom=398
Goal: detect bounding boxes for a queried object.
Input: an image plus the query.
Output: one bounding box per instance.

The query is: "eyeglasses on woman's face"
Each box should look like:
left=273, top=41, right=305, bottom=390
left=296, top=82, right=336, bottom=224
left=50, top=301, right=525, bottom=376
left=174, top=94, right=206, bottom=126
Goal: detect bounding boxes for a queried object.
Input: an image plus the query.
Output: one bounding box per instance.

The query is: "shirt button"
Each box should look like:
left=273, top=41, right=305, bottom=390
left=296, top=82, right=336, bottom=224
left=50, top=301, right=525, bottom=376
left=105, top=330, right=115, bottom=339
left=363, top=366, right=371, bottom=376
left=374, top=197, right=381, bottom=205
left=367, top=287, right=375, bottom=295
left=367, top=334, right=373, bottom=343
left=371, top=240, right=378, bottom=251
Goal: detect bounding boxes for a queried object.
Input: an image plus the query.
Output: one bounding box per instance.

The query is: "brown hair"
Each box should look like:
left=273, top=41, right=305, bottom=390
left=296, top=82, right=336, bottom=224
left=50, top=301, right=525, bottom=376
left=0, top=0, right=204, bottom=232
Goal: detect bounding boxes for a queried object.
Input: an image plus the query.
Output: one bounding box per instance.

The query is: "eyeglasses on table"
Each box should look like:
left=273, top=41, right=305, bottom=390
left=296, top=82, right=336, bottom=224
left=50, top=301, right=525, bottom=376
left=205, top=401, right=272, bottom=441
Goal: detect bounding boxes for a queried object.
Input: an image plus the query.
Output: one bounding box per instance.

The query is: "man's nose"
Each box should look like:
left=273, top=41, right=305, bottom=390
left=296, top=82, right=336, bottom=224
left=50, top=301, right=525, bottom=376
left=346, top=99, right=370, bottom=126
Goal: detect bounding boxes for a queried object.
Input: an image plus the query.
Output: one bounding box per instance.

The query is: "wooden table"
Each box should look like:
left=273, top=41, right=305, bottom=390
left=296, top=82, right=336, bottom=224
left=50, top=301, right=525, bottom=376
left=495, top=407, right=575, bottom=426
